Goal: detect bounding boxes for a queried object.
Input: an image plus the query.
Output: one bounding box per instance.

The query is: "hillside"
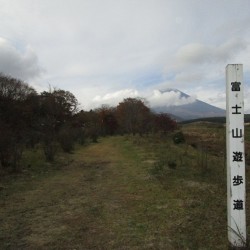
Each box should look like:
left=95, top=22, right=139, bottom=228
left=152, top=89, right=225, bottom=121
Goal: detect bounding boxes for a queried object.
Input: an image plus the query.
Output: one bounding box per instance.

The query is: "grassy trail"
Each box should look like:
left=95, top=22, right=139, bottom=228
left=1, top=136, right=176, bottom=249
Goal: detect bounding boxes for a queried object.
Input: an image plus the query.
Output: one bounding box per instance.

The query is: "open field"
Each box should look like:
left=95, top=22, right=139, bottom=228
left=1, top=122, right=250, bottom=249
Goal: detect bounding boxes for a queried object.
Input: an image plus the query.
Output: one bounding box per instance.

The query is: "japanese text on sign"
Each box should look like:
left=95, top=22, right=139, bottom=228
left=226, top=64, right=246, bottom=247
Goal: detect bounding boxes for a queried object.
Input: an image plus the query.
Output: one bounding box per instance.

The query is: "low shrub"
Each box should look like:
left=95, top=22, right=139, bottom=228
left=173, top=131, right=185, bottom=144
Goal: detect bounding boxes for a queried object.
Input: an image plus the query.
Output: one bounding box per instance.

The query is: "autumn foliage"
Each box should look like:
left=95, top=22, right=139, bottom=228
left=0, top=74, right=177, bottom=171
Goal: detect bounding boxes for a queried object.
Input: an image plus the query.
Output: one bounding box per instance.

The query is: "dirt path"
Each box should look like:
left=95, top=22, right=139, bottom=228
left=0, top=137, right=174, bottom=249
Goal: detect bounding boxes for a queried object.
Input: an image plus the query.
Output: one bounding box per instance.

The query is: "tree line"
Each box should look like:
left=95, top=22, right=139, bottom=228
left=0, top=73, right=177, bottom=172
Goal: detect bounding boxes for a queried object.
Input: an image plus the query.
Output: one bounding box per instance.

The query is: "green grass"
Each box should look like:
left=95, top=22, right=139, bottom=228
left=1, top=124, right=250, bottom=249
left=121, top=131, right=228, bottom=249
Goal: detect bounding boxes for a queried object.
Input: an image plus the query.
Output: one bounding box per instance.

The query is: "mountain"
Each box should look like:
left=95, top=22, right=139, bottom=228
left=152, top=89, right=225, bottom=121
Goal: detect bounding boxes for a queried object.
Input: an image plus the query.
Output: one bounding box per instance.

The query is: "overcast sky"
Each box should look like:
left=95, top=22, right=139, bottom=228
left=0, top=0, right=250, bottom=111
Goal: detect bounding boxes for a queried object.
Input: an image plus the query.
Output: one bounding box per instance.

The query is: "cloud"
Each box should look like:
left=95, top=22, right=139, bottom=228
left=193, top=87, right=226, bottom=109
left=0, top=37, right=42, bottom=81
left=176, top=43, right=210, bottom=65
left=170, top=39, right=248, bottom=72
left=189, top=84, right=250, bottom=113
left=216, top=39, right=248, bottom=62
left=174, top=72, right=204, bottom=84
left=88, top=88, right=197, bottom=110
left=91, top=89, right=139, bottom=108
left=148, top=90, right=196, bottom=108
left=0, top=0, right=180, bottom=89
left=1, top=0, right=250, bottom=113
left=161, top=38, right=249, bottom=99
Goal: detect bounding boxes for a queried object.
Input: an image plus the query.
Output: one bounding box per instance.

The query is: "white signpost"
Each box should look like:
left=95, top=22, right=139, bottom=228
left=226, top=64, right=246, bottom=247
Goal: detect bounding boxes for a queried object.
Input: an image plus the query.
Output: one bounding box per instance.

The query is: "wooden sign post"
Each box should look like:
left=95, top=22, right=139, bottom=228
left=226, top=64, right=246, bottom=247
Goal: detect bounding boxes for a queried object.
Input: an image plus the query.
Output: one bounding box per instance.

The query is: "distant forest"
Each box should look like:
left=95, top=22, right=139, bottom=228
left=0, top=73, right=177, bottom=172
left=181, top=115, right=250, bottom=124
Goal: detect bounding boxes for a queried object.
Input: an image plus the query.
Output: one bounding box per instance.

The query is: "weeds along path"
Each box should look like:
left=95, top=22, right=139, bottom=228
left=0, top=136, right=174, bottom=249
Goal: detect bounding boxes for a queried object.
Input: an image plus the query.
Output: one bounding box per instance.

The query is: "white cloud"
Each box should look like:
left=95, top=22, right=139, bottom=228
left=171, top=39, right=248, bottom=72
left=0, top=0, right=250, bottom=113
left=161, top=38, right=249, bottom=107
left=190, top=85, right=250, bottom=113
left=0, top=37, right=42, bottom=81
left=174, top=72, right=204, bottom=84
left=85, top=88, right=197, bottom=111
left=91, top=89, right=139, bottom=109
left=148, top=89, right=196, bottom=108
left=193, top=87, right=226, bottom=109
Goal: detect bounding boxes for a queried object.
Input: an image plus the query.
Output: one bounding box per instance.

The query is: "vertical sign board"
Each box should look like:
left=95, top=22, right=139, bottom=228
left=226, top=64, right=246, bottom=247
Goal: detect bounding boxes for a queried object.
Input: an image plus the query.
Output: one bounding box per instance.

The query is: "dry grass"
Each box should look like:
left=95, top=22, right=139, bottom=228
left=1, top=123, right=250, bottom=249
left=0, top=138, right=174, bottom=249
